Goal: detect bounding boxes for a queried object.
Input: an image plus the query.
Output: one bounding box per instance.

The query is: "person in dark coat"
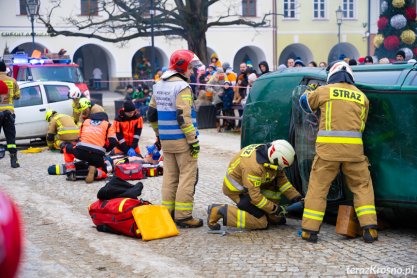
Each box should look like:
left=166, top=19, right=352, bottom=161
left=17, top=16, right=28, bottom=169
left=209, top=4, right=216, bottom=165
left=258, top=61, right=270, bottom=75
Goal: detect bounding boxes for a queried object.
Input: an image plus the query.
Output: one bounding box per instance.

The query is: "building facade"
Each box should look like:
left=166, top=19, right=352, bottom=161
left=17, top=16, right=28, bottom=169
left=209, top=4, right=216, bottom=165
left=0, top=0, right=383, bottom=89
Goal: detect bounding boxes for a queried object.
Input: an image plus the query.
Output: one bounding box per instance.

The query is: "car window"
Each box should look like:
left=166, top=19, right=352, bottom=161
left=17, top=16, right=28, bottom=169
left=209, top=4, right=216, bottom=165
left=408, top=71, right=417, bottom=86
left=354, top=70, right=402, bottom=85
left=14, top=85, right=43, bottom=108
left=44, top=85, right=70, bottom=103
left=30, top=66, right=83, bottom=83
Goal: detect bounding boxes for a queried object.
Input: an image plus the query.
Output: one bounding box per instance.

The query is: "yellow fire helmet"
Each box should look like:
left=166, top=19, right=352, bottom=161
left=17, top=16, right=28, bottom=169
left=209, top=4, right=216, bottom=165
left=45, top=109, right=57, bottom=122
left=79, top=97, right=92, bottom=111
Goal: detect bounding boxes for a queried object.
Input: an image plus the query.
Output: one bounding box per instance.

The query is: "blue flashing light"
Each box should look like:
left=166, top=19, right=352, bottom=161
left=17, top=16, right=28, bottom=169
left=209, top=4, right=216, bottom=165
left=13, top=57, right=29, bottom=64
left=53, top=59, right=71, bottom=64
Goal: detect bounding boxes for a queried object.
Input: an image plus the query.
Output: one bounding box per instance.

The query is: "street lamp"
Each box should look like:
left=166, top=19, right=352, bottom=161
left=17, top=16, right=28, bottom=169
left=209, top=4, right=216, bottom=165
left=26, top=0, right=40, bottom=54
left=150, top=0, right=156, bottom=79
left=336, top=5, right=343, bottom=60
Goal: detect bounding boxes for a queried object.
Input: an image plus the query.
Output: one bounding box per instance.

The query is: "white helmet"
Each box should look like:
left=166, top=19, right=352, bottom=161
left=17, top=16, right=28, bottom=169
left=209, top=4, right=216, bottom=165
left=267, top=140, right=295, bottom=169
left=327, top=61, right=354, bottom=82
left=68, top=87, right=82, bottom=99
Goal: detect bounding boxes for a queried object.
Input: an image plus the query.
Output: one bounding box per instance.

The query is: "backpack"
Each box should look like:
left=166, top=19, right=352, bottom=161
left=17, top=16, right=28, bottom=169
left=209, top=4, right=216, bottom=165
left=88, top=198, right=150, bottom=238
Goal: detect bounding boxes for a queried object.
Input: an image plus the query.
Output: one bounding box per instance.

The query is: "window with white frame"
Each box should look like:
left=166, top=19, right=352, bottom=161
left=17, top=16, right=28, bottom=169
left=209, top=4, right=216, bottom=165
left=242, top=0, right=256, bottom=17
left=81, top=0, right=98, bottom=16
left=284, top=0, right=296, bottom=18
left=19, top=0, right=27, bottom=15
left=343, top=0, right=355, bottom=19
left=313, top=0, right=326, bottom=19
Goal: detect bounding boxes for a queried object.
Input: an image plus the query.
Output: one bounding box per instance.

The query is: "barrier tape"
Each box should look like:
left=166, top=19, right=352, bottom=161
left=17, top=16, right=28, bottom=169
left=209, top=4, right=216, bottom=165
left=93, top=79, right=250, bottom=89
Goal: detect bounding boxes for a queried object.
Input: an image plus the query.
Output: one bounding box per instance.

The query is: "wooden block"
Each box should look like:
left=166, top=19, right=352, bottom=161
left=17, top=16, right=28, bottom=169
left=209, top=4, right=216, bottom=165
left=335, top=205, right=361, bottom=238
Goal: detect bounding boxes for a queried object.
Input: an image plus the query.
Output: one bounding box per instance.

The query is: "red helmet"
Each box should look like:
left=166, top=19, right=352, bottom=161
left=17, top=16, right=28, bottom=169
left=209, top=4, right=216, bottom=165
left=0, top=80, right=8, bottom=95
left=168, top=49, right=202, bottom=75
left=0, top=191, right=23, bottom=278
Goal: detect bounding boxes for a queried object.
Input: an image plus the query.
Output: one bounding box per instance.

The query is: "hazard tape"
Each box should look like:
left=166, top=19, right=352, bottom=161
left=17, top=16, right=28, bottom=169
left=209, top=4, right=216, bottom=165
left=95, top=79, right=249, bottom=89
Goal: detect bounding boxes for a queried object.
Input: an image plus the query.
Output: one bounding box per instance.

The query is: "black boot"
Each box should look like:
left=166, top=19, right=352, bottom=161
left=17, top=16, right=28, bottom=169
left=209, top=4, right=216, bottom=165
left=10, top=153, right=20, bottom=168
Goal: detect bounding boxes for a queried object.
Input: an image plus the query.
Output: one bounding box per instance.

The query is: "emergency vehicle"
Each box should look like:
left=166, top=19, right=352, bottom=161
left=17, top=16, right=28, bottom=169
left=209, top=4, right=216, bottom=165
left=3, top=52, right=90, bottom=99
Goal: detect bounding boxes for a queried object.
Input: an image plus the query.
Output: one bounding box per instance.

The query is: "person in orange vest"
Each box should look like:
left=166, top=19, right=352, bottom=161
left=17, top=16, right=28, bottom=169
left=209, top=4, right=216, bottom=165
left=63, top=112, right=116, bottom=183
left=0, top=61, right=21, bottom=168
left=111, top=100, right=143, bottom=156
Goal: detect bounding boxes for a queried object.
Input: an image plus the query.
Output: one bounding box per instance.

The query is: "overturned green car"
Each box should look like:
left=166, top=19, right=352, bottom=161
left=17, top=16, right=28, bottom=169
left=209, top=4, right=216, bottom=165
left=241, top=63, right=417, bottom=216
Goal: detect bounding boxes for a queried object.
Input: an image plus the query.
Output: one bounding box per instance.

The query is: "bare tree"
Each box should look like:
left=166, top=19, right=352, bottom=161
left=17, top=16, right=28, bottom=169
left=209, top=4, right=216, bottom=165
left=39, top=0, right=271, bottom=64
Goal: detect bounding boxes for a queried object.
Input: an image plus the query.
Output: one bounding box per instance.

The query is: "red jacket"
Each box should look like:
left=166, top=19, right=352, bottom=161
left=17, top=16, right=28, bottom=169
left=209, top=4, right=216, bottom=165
left=113, top=109, right=143, bottom=154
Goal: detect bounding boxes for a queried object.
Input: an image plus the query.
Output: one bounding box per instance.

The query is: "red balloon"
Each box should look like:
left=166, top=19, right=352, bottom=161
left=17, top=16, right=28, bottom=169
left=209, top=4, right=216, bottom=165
left=413, top=48, right=417, bottom=56
left=377, top=16, right=388, bottom=30
left=384, top=35, right=400, bottom=51
left=405, top=7, right=416, bottom=20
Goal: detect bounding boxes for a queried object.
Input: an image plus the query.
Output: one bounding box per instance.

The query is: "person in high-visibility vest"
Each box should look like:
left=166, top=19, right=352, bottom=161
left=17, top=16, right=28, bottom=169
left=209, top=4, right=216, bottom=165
left=148, top=49, right=202, bottom=228
left=0, top=61, right=21, bottom=168
left=63, top=112, right=116, bottom=183
left=45, top=110, right=79, bottom=150
left=299, top=61, right=377, bottom=243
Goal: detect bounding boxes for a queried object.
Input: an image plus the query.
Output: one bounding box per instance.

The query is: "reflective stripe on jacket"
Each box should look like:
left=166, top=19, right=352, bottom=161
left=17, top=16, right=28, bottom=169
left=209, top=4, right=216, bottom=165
left=76, top=119, right=114, bottom=154
left=152, top=79, right=198, bottom=140
left=306, top=83, right=369, bottom=162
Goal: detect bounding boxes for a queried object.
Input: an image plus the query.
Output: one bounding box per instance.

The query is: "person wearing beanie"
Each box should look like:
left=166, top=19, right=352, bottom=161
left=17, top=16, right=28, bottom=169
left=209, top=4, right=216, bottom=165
left=364, top=56, right=373, bottom=64
left=111, top=100, right=143, bottom=157
left=396, top=50, right=406, bottom=61
left=0, top=61, right=21, bottom=168
left=349, top=59, right=358, bottom=66
left=294, top=59, right=305, bottom=67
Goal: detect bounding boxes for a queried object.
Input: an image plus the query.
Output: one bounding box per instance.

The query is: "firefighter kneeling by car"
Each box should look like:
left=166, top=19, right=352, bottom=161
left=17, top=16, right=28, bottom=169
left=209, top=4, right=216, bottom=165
left=63, top=112, right=116, bottom=183
left=45, top=110, right=79, bottom=150
left=207, top=140, right=303, bottom=230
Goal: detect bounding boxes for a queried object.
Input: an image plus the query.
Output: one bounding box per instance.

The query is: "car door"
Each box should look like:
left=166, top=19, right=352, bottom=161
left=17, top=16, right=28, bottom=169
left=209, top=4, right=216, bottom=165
left=13, top=82, right=48, bottom=139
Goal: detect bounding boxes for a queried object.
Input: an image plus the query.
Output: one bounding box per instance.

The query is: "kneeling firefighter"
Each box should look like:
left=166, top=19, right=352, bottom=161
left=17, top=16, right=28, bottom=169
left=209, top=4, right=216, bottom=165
left=63, top=112, right=116, bottom=183
left=78, top=97, right=105, bottom=124
left=45, top=110, right=79, bottom=150
left=207, top=140, right=303, bottom=230
left=299, top=61, right=377, bottom=243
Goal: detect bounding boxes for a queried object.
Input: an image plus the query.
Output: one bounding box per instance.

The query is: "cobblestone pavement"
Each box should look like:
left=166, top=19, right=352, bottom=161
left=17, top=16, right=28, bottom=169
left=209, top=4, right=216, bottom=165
left=1, top=91, right=416, bottom=278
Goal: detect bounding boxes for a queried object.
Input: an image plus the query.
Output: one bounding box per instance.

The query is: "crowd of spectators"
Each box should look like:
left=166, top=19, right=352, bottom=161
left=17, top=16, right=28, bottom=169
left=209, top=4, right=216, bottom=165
left=123, top=49, right=413, bottom=130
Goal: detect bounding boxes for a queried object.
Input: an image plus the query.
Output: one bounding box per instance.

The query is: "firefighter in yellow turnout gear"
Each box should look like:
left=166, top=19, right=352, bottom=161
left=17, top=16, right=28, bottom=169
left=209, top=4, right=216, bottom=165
left=148, top=49, right=203, bottom=228
left=299, top=61, right=377, bottom=243
left=0, top=61, right=21, bottom=168
left=45, top=110, right=80, bottom=150
left=207, top=140, right=302, bottom=230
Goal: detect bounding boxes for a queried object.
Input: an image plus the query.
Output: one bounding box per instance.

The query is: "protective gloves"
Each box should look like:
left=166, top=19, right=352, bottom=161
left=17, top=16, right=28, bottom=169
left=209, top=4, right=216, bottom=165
left=127, top=147, right=137, bottom=157
left=190, top=141, right=200, bottom=158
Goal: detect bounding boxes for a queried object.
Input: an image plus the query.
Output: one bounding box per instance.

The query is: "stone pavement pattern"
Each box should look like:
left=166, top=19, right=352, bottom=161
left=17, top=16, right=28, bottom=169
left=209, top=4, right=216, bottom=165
left=0, top=91, right=416, bottom=277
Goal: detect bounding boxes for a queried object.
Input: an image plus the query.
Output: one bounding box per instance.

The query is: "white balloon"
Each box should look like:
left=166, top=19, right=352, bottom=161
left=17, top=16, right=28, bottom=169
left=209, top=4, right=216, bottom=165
left=381, top=1, right=388, bottom=13
left=390, top=14, right=407, bottom=30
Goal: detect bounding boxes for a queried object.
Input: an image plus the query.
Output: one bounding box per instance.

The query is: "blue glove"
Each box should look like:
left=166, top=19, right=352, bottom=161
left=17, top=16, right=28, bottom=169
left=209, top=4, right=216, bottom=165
left=127, top=148, right=137, bottom=157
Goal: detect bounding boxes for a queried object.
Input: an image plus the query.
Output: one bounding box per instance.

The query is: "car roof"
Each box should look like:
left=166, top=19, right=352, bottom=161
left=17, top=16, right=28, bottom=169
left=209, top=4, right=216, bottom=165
left=256, top=62, right=417, bottom=82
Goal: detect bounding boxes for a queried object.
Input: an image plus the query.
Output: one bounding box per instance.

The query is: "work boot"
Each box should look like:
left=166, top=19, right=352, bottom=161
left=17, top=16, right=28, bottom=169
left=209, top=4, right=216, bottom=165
left=362, top=227, right=378, bottom=243
left=85, top=165, right=96, bottom=183
left=66, top=171, right=77, bottom=181
left=175, top=217, right=203, bottom=228
left=301, top=230, right=318, bottom=243
left=10, top=153, right=20, bottom=168
left=207, top=204, right=224, bottom=230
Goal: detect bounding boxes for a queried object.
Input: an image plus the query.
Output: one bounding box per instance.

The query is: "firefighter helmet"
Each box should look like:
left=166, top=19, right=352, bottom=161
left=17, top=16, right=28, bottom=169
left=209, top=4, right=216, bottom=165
left=68, top=87, right=82, bottom=99
left=79, top=97, right=92, bottom=111
left=45, top=110, right=57, bottom=122
left=168, top=49, right=202, bottom=75
left=267, top=140, right=295, bottom=169
left=327, top=61, right=354, bottom=83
